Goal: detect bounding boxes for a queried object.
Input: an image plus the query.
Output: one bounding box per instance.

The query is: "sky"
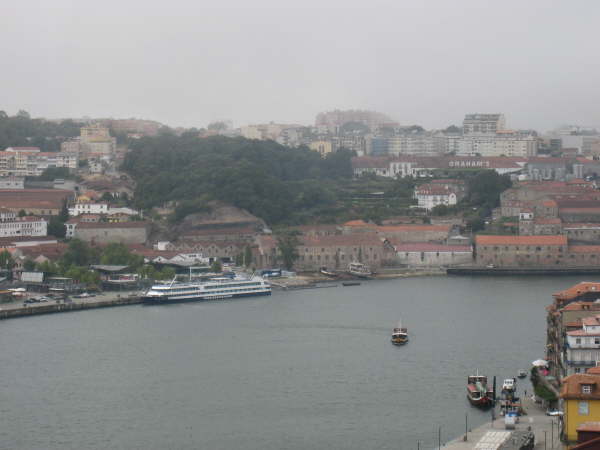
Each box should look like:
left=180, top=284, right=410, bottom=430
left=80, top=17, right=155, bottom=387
left=1, top=0, right=599, bottom=132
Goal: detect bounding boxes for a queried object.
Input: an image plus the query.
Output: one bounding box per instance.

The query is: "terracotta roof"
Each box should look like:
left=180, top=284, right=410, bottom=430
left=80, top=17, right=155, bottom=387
left=377, top=224, right=451, bottom=233
left=554, top=282, right=600, bottom=301
left=475, top=235, right=567, bottom=246
left=300, top=233, right=383, bottom=247
left=561, top=207, right=600, bottom=214
left=564, top=223, right=600, bottom=229
left=534, top=218, right=562, bottom=225
left=587, top=368, right=600, bottom=376
left=75, top=221, right=148, bottom=229
left=563, top=302, right=600, bottom=312
left=17, top=243, right=68, bottom=261
left=542, top=200, right=558, bottom=207
left=566, top=329, right=600, bottom=336
left=393, top=243, right=472, bottom=253
left=343, top=220, right=373, bottom=227
left=560, top=374, right=600, bottom=400
left=351, top=156, right=390, bottom=169
left=576, top=421, right=600, bottom=432
left=583, top=316, right=600, bottom=326
left=570, top=246, right=600, bottom=254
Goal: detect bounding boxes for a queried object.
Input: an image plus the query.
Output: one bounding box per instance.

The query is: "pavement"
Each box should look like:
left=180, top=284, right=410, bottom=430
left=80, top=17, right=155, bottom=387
left=444, top=394, right=565, bottom=449
left=0, top=291, right=140, bottom=311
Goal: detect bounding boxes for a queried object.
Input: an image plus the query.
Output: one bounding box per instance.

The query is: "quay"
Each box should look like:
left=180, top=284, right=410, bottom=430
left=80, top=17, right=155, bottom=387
left=444, top=395, right=564, bottom=450
left=447, top=266, right=600, bottom=276
left=0, top=294, right=142, bottom=320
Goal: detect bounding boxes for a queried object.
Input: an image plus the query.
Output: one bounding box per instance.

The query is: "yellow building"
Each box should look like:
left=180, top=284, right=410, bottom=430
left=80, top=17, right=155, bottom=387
left=560, top=372, right=600, bottom=442
left=309, top=140, right=333, bottom=157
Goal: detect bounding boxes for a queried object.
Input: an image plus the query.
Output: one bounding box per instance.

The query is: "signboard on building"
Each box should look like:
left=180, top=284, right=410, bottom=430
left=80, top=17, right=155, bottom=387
left=21, top=271, right=44, bottom=283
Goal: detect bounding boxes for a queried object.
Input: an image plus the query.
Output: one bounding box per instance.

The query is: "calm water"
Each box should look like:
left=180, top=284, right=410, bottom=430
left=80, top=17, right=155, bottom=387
left=0, top=276, right=583, bottom=450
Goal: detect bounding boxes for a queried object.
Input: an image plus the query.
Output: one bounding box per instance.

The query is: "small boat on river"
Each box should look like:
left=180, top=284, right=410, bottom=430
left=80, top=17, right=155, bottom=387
left=391, top=320, right=408, bottom=345
left=320, top=267, right=338, bottom=278
left=517, top=370, right=527, bottom=379
left=342, top=281, right=361, bottom=287
left=347, top=262, right=372, bottom=278
left=466, top=372, right=494, bottom=407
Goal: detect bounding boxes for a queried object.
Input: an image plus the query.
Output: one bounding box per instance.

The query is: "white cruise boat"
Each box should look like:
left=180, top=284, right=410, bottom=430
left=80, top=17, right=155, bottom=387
left=142, top=275, right=271, bottom=304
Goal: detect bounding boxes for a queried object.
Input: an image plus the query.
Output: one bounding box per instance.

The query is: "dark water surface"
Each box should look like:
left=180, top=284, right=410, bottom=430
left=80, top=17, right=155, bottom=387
left=0, top=276, right=583, bottom=449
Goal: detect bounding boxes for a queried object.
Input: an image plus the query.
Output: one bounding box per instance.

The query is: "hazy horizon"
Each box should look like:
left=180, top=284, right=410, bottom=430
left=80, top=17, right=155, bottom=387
left=2, top=0, right=599, bottom=132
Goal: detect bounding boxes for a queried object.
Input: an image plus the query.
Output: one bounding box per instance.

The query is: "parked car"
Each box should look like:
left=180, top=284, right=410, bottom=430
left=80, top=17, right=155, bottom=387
left=546, top=410, right=563, bottom=416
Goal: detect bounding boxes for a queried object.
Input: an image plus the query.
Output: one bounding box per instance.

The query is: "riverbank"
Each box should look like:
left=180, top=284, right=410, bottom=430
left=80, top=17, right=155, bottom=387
left=0, top=293, right=141, bottom=320
left=444, top=394, right=564, bottom=449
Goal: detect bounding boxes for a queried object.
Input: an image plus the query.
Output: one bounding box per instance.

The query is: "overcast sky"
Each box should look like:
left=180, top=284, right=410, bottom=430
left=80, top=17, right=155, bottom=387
left=2, top=0, right=599, bottom=131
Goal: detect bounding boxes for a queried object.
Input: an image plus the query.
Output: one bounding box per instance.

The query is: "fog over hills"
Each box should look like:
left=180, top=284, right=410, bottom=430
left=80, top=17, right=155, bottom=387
left=1, top=0, right=599, bottom=131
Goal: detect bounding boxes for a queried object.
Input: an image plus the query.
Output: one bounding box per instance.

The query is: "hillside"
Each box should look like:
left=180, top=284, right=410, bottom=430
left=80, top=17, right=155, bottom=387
left=122, top=135, right=354, bottom=225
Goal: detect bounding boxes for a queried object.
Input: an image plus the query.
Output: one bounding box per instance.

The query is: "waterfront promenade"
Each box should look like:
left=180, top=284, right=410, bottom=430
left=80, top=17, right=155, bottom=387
left=444, top=395, right=564, bottom=450
left=0, top=292, right=141, bottom=319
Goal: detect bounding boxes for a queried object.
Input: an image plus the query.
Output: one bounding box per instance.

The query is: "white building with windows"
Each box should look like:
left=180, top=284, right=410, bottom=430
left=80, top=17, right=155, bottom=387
left=565, top=315, right=600, bottom=375
left=68, top=202, right=109, bottom=216
left=0, top=208, right=47, bottom=237
left=414, top=184, right=457, bottom=210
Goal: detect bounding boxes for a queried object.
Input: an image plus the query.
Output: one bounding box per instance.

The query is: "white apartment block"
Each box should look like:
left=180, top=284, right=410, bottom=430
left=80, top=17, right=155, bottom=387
left=0, top=177, right=24, bottom=189
left=386, top=134, right=445, bottom=156
left=68, top=202, right=109, bottom=216
left=0, top=209, right=47, bottom=238
left=463, top=113, right=506, bottom=135
left=565, top=315, right=600, bottom=375
left=456, top=134, right=538, bottom=157
left=0, top=148, right=78, bottom=177
left=414, top=184, right=458, bottom=210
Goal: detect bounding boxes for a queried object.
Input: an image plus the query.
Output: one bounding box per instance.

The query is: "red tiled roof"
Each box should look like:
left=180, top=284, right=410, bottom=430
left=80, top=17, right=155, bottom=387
left=567, top=329, right=600, bottom=336
left=570, top=246, right=600, bottom=254
left=563, top=302, right=600, bottom=312
left=582, top=316, right=600, bottom=326
left=561, top=207, right=600, bottom=214
left=377, top=224, right=451, bottom=233
left=351, top=156, right=390, bottom=169
left=534, top=218, right=562, bottom=225
left=343, top=220, right=373, bottom=227
left=576, top=421, right=600, bottom=432
left=393, top=243, right=472, bottom=253
left=476, top=235, right=567, bottom=246
left=587, top=368, right=600, bottom=376
left=560, top=374, right=600, bottom=400
left=554, top=282, right=600, bottom=301
left=542, top=200, right=558, bottom=207
left=564, top=223, right=600, bottom=229
left=75, top=221, right=148, bottom=229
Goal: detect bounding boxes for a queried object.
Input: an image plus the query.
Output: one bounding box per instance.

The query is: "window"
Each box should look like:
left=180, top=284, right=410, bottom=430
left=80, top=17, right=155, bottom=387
left=579, top=401, right=589, bottom=415
left=596, top=338, right=600, bottom=345
left=577, top=338, right=582, bottom=344
left=583, top=385, right=592, bottom=394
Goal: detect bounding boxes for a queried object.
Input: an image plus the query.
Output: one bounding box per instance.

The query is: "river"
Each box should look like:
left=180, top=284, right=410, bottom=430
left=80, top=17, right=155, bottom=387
left=0, top=276, right=582, bottom=449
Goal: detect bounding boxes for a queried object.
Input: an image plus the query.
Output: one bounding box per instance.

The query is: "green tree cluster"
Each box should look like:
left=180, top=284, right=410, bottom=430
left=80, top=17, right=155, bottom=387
left=0, top=111, right=83, bottom=152
left=276, top=230, right=301, bottom=270
left=122, top=136, right=354, bottom=225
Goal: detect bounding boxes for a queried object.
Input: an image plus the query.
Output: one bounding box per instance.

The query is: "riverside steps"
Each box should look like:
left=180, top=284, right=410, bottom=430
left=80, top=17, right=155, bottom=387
left=443, top=395, right=565, bottom=450
left=0, top=294, right=142, bottom=320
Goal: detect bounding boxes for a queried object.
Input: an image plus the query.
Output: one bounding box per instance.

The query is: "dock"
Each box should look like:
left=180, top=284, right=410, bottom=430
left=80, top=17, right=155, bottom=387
left=444, top=395, right=565, bottom=449
left=0, top=294, right=142, bottom=320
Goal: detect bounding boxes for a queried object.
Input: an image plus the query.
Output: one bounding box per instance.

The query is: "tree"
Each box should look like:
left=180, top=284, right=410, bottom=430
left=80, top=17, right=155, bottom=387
left=61, top=239, right=97, bottom=267
left=100, top=243, right=143, bottom=269
left=276, top=231, right=301, bottom=270
left=444, top=125, right=461, bottom=134
left=244, top=245, right=253, bottom=267
left=211, top=260, right=222, bottom=273
left=38, top=167, right=72, bottom=181
left=18, top=209, right=26, bottom=217
left=36, top=260, right=59, bottom=275
left=207, top=121, right=228, bottom=132
left=23, top=259, right=36, bottom=271
left=47, top=217, right=66, bottom=238
left=59, top=200, right=69, bottom=222
left=465, top=170, right=512, bottom=210
left=0, top=250, right=15, bottom=270
left=100, top=192, right=113, bottom=202
left=431, top=204, right=449, bottom=216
